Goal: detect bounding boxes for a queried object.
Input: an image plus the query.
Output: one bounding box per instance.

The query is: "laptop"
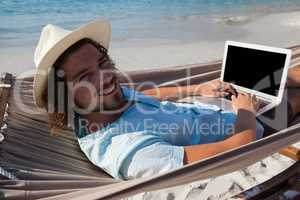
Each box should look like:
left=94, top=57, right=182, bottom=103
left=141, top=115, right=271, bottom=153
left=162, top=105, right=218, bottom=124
left=218, top=41, right=291, bottom=116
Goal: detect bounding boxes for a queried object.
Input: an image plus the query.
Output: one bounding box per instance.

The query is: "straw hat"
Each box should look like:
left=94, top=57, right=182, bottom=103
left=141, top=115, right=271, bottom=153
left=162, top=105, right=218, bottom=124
left=33, top=20, right=111, bottom=109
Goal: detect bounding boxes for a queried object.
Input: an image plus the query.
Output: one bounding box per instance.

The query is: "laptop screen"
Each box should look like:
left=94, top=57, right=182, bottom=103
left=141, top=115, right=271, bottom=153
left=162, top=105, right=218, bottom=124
left=223, top=45, right=287, bottom=97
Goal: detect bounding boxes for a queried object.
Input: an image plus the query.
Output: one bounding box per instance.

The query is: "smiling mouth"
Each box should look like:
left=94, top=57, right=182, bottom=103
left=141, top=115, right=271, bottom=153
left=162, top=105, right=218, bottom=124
left=97, top=76, right=117, bottom=96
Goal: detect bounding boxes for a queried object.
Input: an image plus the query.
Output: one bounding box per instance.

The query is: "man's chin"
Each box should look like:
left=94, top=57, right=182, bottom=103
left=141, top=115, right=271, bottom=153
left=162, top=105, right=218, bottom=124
left=92, top=104, right=124, bottom=113
left=99, top=87, right=125, bottom=111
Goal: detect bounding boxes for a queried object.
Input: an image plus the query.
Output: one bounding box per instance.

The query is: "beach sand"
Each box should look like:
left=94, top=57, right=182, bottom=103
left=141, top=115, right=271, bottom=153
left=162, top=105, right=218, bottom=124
left=111, top=11, right=300, bottom=71
left=2, top=10, right=300, bottom=76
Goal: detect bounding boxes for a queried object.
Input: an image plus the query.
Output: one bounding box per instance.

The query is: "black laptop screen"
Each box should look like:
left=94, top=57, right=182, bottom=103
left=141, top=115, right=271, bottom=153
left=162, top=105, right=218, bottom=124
left=223, top=45, right=287, bottom=97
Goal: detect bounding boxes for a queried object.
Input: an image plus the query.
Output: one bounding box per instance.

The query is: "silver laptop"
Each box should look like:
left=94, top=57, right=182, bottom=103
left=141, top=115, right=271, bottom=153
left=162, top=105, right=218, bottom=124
left=217, top=41, right=291, bottom=116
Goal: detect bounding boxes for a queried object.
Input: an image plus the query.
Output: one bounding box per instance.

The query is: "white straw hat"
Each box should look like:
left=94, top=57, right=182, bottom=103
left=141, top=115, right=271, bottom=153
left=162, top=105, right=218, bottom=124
left=33, top=20, right=111, bottom=109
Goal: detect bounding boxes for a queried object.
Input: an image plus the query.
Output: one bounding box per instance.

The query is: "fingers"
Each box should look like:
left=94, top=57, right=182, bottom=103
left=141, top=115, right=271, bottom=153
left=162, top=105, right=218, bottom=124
left=205, top=91, right=229, bottom=98
left=255, top=100, right=261, bottom=111
left=238, top=92, right=249, bottom=97
left=231, top=94, right=237, bottom=101
left=216, top=81, right=237, bottom=96
left=237, top=93, right=260, bottom=108
left=216, top=81, right=226, bottom=91
left=231, top=92, right=246, bottom=100
left=231, top=92, right=259, bottom=114
left=215, top=91, right=230, bottom=97
left=211, top=79, right=221, bottom=90
left=227, top=85, right=237, bottom=97
left=252, top=95, right=261, bottom=111
left=252, top=94, right=256, bottom=102
left=232, top=92, right=249, bottom=100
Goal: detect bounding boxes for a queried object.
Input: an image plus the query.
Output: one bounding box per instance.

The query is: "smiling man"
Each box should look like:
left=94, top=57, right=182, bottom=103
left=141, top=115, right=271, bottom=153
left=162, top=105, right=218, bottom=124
left=33, top=20, right=300, bottom=180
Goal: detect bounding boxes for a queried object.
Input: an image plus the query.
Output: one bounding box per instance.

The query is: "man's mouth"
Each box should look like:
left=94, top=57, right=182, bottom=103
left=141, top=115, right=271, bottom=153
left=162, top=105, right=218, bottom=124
left=97, top=76, right=118, bottom=96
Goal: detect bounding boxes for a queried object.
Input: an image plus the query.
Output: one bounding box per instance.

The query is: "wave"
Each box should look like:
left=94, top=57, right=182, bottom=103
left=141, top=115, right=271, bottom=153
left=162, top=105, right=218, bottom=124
left=213, top=15, right=256, bottom=25
left=162, top=15, right=203, bottom=22
left=282, top=14, right=300, bottom=27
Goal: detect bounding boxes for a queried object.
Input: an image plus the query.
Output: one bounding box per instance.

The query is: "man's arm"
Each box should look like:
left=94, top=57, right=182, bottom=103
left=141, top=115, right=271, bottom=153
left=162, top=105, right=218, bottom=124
left=184, top=109, right=256, bottom=164
left=141, top=79, right=236, bottom=100
left=141, top=85, right=198, bottom=101
left=184, top=93, right=258, bottom=165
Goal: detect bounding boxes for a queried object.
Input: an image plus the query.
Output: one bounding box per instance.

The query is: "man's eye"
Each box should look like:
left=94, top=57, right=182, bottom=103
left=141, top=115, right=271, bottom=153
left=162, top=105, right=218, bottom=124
left=78, top=73, right=90, bottom=81
left=98, top=57, right=109, bottom=68
left=78, top=75, right=86, bottom=81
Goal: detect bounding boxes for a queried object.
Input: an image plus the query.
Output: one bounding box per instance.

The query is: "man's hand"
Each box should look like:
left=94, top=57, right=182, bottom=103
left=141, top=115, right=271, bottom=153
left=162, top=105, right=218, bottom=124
left=231, top=93, right=259, bottom=114
left=197, top=79, right=237, bottom=98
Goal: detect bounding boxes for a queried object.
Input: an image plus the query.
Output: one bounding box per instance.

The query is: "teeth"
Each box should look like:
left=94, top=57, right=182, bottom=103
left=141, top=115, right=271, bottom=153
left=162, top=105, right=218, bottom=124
left=98, top=82, right=116, bottom=96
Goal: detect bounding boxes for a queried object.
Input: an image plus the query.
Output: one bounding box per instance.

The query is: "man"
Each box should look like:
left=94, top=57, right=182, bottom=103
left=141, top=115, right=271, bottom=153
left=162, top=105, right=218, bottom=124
left=33, top=20, right=300, bottom=180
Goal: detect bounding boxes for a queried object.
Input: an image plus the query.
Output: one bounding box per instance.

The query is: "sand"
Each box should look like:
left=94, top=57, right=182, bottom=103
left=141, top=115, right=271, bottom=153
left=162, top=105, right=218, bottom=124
left=110, top=11, right=300, bottom=72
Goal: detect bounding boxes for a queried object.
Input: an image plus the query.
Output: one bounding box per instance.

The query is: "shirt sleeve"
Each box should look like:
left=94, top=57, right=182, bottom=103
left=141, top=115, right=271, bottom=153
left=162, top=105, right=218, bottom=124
left=78, top=131, right=184, bottom=180
left=120, top=140, right=185, bottom=180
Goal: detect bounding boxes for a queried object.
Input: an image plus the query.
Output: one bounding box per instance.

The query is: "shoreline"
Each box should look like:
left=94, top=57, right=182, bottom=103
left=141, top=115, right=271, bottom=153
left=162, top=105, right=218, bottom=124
left=110, top=11, right=300, bottom=71
left=1, top=10, right=300, bottom=75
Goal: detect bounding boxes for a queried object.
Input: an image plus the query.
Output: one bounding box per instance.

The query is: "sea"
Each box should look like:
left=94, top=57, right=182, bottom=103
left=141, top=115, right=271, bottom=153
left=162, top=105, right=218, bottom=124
left=1, top=0, right=300, bottom=48
left=1, top=0, right=300, bottom=74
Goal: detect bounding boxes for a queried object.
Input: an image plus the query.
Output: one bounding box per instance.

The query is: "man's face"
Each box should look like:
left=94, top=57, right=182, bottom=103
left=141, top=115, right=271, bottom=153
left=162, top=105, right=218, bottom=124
left=59, top=43, right=124, bottom=113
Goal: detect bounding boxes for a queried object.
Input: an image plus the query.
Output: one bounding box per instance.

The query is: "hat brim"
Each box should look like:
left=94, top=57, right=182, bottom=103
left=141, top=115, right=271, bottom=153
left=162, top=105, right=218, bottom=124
left=33, top=20, right=111, bottom=109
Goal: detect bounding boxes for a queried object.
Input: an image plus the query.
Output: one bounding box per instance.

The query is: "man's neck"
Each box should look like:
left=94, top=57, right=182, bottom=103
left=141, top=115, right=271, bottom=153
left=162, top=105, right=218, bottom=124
left=81, top=100, right=130, bottom=133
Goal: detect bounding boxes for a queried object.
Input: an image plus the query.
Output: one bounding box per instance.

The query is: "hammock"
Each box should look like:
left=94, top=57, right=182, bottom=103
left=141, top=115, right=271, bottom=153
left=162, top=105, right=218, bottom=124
left=1, top=45, right=300, bottom=200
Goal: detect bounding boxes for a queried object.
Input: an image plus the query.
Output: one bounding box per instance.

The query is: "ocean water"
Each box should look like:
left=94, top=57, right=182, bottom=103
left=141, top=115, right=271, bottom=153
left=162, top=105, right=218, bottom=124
left=1, top=0, right=300, bottom=48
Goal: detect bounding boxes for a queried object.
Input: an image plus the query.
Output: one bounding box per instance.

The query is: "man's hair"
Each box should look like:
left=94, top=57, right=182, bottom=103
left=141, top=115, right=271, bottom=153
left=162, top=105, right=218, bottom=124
left=53, top=38, right=108, bottom=69
left=44, top=38, right=109, bottom=135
